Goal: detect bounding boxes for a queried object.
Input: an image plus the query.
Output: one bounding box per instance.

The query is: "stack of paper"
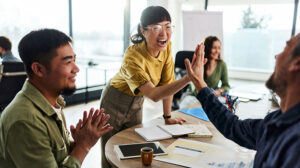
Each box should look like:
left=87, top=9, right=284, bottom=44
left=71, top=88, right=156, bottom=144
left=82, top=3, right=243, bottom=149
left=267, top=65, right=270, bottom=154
left=154, top=139, right=254, bottom=168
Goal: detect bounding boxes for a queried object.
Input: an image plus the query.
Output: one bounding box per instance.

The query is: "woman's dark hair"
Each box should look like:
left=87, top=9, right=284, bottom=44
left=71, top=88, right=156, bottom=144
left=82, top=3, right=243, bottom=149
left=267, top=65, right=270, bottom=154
left=18, top=28, right=72, bottom=76
left=130, top=6, right=171, bottom=44
left=204, top=36, right=222, bottom=78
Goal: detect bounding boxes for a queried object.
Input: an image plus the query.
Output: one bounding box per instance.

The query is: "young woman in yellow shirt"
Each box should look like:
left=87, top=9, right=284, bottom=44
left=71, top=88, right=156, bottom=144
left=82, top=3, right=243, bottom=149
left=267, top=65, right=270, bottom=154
left=99, top=6, right=202, bottom=167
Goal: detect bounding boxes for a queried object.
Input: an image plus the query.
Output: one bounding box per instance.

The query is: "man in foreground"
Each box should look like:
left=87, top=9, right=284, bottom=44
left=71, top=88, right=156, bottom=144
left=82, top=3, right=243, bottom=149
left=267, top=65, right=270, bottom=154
left=0, top=29, right=113, bottom=167
left=185, top=33, right=300, bottom=167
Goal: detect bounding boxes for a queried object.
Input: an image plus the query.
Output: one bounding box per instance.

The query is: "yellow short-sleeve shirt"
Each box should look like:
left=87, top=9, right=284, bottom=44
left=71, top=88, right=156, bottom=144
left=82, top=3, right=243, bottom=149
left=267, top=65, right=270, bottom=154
left=110, top=41, right=175, bottom=96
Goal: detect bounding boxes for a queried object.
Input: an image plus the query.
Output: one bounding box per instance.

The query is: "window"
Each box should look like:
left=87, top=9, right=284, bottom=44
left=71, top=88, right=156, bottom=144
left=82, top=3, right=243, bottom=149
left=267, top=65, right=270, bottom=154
left=296, top=1, right=300, bottom=34
left=208, top=0, right=294, bottom=72
left=130, top=0, right=147, bottom=39
left=72, top=0, right=125, bottom=87
left=181, top=0, right=206, bottom=11
left=0, top=0, right=69, bottom=58
left=72, top=0, right=124, bottom=62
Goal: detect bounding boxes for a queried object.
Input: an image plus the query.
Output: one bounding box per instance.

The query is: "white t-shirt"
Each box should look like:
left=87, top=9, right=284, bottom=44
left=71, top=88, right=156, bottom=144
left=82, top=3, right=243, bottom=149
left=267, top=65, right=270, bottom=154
left=52, top=104, right=71, bottom=142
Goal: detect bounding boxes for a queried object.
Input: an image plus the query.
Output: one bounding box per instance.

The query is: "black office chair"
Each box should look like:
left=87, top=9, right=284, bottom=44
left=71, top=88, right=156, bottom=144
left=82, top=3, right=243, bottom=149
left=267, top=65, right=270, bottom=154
left=0, top=62, right=27, bottom=112
left=172, top=51, right=194, bottom=110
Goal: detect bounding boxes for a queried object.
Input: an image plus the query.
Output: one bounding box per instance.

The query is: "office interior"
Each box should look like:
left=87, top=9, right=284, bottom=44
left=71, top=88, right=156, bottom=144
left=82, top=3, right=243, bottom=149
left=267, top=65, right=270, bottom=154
left=0, top=0, right=299, bottom=167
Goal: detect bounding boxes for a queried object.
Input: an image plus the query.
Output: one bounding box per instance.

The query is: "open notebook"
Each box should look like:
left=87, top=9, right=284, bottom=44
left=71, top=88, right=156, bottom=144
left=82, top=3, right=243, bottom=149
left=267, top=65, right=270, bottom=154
left=135, top=124, right=194, bottom=141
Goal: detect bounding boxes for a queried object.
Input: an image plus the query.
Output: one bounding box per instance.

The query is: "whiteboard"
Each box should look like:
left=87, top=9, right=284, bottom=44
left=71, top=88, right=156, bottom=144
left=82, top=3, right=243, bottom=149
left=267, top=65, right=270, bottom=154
left=183, top=11, right=223, bottom=50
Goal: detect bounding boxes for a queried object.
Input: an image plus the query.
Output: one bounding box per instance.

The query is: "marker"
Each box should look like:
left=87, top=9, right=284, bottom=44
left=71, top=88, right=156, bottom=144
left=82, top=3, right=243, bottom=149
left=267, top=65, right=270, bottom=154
left=175, top=146, right=203, bottom=153
left=225, top=95, right=232, bottom=111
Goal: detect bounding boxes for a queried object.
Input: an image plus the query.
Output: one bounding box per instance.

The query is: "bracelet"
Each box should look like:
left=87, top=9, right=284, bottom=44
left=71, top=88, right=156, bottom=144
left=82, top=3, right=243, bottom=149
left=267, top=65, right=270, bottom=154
left=163, top=115, right=171, bottom=119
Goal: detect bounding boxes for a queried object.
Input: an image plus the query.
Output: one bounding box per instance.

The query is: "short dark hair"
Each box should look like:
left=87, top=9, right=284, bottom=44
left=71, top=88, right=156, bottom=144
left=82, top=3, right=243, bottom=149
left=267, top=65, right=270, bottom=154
left=18, top=29, right=72, bottom=76
left=131, top=6, right=171, bottom=44
left=0, top=36, right=12, bottom=51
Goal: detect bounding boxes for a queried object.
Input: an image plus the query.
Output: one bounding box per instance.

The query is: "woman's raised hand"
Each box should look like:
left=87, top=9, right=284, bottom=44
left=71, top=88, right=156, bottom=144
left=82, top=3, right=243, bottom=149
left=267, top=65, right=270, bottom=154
left=185, top=43, right=207, bottom=92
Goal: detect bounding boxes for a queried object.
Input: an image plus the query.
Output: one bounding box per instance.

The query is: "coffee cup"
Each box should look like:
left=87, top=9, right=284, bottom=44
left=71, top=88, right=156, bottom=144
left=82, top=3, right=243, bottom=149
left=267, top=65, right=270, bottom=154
left=141, top=147, right=153, bottom=166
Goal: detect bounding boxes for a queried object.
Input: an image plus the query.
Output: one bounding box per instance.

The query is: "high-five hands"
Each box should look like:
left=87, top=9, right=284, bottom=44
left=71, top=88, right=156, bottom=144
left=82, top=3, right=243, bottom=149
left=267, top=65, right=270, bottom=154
left=70, top=108, right=113, bottom=163
left=184, top=43, right=208, bottom=92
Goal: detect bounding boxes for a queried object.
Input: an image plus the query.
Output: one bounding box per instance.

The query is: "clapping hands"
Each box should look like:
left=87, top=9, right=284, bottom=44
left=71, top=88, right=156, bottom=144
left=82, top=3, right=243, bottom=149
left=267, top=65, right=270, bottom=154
left=70, top=108, right=113, bottom=154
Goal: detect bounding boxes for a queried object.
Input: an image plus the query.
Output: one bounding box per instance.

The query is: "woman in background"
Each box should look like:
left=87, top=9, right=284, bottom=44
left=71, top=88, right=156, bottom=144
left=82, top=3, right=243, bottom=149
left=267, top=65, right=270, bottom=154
left=179, top=36, right=230, bottom=108
left=203, top=36, right=230, bottom=96
left=189, top=36, right=229, bottom=97
left=99, top=6, right=202, bottom=167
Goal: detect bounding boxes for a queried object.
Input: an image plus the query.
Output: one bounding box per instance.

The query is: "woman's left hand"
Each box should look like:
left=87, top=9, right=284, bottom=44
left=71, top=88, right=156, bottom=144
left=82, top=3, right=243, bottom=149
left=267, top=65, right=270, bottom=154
left=214, top=89, right=222, bottom=97
left=165, top=117, right=186, bottom=125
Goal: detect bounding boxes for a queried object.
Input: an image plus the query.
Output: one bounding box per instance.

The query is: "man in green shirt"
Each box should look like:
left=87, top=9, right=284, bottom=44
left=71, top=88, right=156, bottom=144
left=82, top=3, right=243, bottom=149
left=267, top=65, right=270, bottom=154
left=0, top=29, right=113, bottom=167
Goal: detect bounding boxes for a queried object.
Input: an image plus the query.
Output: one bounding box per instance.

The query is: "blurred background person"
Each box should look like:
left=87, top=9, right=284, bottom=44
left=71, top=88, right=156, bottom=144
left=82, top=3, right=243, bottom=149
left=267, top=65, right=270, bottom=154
left=0, top=36, right=20, bottom=63
left=180, top=36, right=230, bottom=108
left=190, top=36, right=230, bottom=96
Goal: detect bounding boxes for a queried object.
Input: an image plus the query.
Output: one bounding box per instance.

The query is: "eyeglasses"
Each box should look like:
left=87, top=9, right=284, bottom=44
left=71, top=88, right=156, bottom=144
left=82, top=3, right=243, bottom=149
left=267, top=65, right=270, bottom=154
left=145, top=24, right=175, bottom=34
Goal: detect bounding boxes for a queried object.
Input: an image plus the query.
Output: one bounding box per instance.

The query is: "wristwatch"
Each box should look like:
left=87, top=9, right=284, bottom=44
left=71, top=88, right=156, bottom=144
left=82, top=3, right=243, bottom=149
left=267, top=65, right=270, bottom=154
left=163, top=114, right=171, bottom=119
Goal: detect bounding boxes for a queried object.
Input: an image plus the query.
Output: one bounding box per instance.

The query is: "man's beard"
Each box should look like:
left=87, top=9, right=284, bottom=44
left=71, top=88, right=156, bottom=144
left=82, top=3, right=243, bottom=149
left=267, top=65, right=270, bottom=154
left=265, top=73, right=276, bottom=91
left=265, top=73, right=286, bottom=96
left=61, top=87, right=76, bottom=96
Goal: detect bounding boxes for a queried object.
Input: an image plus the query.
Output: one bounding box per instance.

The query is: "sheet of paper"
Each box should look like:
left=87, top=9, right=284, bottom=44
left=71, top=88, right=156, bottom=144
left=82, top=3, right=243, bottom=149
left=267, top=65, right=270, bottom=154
left=154, top=139, right=255, bottom=168
left=173, top=147, right=200, bottom=158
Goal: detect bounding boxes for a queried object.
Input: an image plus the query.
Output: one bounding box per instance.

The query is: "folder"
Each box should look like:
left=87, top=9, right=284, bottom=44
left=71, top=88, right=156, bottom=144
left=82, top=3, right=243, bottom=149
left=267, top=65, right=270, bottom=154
left=179, top=107, right=210, bottom=121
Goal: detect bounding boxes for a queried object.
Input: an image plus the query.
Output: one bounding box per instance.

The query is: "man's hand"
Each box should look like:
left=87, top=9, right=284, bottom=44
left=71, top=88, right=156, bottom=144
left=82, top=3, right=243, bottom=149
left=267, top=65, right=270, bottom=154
left=184, top=43, right=208, bottom=92
left=70, top=108, right=113, bottom=163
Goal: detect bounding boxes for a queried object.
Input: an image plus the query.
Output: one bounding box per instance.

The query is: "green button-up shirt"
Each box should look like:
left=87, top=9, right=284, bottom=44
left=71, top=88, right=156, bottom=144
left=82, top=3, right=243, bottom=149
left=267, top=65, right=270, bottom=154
left=0, top=80, right=80, bottom=167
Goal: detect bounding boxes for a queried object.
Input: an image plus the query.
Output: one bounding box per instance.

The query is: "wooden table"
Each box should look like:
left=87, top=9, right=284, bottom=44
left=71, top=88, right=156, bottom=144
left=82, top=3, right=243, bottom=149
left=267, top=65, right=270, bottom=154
left=106, top=96, right=274, bottom=168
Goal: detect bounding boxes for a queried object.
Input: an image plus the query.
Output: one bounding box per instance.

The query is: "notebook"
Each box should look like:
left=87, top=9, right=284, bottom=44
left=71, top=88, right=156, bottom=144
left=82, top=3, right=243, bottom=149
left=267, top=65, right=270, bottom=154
left=183, top=124, right=213, bottom=138
left=135, top=124, right=195, bottom=141
left=229, top=91, right=263, bottom=101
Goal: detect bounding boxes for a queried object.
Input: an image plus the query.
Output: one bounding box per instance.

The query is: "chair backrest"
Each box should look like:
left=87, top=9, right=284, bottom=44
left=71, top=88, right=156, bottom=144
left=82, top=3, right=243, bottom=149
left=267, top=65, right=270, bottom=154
left=172, top=51, right=194, bottom=110
left=0, top=62, right=27, bottom=112
left=174, top=51, right=194, bottom=70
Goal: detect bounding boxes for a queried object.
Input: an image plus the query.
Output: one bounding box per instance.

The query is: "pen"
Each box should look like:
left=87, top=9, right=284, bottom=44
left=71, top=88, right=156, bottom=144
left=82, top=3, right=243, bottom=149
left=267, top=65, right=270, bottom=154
left=225, top=95, right=232, bottom=111
left=227, top=95, right=232, bottom=105
left=175, top=146, right=203, bottom=153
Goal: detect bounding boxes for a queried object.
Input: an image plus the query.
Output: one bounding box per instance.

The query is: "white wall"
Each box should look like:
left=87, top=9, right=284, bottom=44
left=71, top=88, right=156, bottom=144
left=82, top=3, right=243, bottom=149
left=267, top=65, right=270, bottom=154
left=182, top=11, right=223, bottom=50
